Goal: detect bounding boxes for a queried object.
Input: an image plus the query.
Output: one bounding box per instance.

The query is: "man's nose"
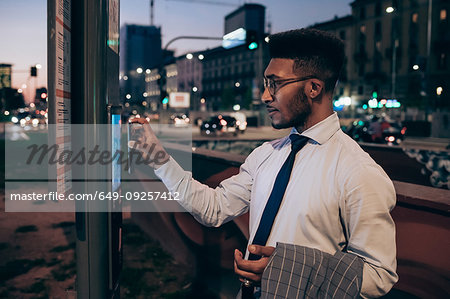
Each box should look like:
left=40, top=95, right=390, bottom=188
left=261, top=88, right=273, bottom=104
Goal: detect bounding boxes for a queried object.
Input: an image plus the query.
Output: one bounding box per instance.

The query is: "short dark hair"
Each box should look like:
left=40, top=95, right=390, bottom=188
left=268, top=28, right=345, bottom=93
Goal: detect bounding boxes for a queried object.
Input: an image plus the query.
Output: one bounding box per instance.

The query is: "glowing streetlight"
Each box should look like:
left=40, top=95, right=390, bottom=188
left=18, top=89, right=23, bottom=93
left=198, top=54, right=204, bottom=60
left=126, top=94, right=131, bottom=100
left=235, top=82, right=241, bottom=88
left=123, top=75, right=128, bottom=81
left=192, top=86, right=198, bottom=92
left=436, top=86, right=443, bottom=96
left=386, top=6, right=395, bottom=13
left=265, top=36, right=270, bottom=43
left=136, top=67, right=143, bottom=74
left=186, top=53, right=193, bottom=60
left=413, top=64, right=419, bottom=71
left=145, top=69, right=151, bottom=74
left=143, top=92, right=148, bottom=97
left=200, top=98, right=205, bottom=104
left=35, top=64, right=42, bottom=69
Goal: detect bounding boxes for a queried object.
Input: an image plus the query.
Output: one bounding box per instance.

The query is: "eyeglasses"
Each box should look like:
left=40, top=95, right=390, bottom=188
left=263, top=76, right=315, bottom=96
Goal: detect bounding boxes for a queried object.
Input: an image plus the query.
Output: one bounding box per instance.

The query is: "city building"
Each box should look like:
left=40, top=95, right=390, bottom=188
left=314, top=0, right=449, bottom=119
left=0, top=64, right=25, bottom=112
left=143, top=3, right=270, bottom=114
left=176, top=51, right=205, bottom=111
left=145, top=58, right=177, bottom=112
left=201, top=3, right=269, bottom=111
left=119, top=24, right=163, bottom=104
left=0, top=64, right=12, bottom=89
left=201, top=43, right=270, bottom=111
left=224, top=3, right=266, bottom=40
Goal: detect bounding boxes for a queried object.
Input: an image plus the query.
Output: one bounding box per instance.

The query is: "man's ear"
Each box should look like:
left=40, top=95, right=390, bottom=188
left=306, top=79, right=324, bottom=100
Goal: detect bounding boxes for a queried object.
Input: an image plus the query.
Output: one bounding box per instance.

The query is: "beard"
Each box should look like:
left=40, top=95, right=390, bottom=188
left=271, top=89, right=312, bottom=130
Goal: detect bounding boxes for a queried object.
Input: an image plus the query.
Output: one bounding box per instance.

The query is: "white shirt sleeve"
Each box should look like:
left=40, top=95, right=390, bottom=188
left=154, top=148, right=260, bottom=227
left=341, top=162, right=399, bottom=298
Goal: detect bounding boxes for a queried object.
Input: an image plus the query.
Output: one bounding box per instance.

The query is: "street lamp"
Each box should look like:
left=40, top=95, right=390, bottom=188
left=198, top=54, right=204, bottom=60
left=436, top=86, right=443, bottom=96
left=136, top=67, right=143, bottom=74
left=186, top=53, right=193, bottom=60
left=413, top=64, right=420, bottom=71
left=387, top=6, right=398, bottom=99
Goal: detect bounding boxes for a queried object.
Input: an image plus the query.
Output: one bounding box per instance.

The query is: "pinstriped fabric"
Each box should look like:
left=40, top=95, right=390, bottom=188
left=261, top=243, right=363, bottom=299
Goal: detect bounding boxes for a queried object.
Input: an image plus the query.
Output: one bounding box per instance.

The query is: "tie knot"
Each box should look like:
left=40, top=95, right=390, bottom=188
left=289, top=134, right=308, bottom=152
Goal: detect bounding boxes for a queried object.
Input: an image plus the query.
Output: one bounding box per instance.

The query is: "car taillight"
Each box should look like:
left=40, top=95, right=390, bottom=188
left=401, top=127, right=406, bottom=135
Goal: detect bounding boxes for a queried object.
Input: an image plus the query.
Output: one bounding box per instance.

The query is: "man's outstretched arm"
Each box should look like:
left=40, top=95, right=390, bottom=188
left=130, top=118, right=258, bottom=227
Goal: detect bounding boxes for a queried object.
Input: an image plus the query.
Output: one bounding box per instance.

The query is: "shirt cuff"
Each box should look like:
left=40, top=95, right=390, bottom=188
left=154, top=156, right=187, bottom=190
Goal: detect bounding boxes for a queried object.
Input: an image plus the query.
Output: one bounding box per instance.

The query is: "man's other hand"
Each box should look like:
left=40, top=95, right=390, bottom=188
left=234, top=245, right=275, bottom=284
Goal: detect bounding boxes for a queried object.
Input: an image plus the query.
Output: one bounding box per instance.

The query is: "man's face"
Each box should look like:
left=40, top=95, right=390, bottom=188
left=262, top=58, right=312, bottom=129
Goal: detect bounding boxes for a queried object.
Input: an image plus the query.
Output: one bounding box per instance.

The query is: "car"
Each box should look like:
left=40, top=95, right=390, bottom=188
left=230, top=112, right=247, bottom=134
left=345, top=118, right=407, bottom=145
left=200, top=115, right=239, bottom=136
left=170, top=114, right=190, bottom=127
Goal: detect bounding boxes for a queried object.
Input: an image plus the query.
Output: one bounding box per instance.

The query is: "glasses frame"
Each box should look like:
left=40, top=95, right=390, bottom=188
left=263, top=76, right=315, bottom=96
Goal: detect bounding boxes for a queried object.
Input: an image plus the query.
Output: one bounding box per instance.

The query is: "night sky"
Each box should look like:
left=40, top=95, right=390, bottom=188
left=0, top=0, right=352, bottom=99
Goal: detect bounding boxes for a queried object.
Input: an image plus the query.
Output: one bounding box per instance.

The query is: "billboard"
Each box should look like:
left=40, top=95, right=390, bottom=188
left=222, top=28, right=246, bottom=49
left=169, top=92, right=190, bottom=108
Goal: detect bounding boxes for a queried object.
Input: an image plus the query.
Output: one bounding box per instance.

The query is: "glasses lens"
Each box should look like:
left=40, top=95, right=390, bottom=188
left=264, top=78, right=274, bottom=95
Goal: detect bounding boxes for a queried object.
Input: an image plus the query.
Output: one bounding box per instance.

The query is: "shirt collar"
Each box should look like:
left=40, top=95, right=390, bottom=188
left=290, top=112, right=340, bottom=145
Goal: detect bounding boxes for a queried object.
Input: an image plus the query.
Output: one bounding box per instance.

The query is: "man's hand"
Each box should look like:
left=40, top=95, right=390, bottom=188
left=234, top=245, right=275, bottom=284
left=128, top=118, right=170, bottom=169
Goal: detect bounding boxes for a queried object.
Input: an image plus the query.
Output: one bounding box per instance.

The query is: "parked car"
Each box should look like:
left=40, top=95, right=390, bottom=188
left=170, top=114, right=190, bottom=127
left=200, top=115, right=239, bottom=136
left=229, top=112, right=247, bottom=134
left=345, top=118, right=407, bottom=145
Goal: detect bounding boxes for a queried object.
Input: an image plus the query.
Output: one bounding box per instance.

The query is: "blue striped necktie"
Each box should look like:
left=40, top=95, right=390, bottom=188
left=242, top=134, right=309, bottom=299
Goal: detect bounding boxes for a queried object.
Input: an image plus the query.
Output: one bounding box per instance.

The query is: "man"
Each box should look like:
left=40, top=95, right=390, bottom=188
left=131, top=29, right=398, bottom=298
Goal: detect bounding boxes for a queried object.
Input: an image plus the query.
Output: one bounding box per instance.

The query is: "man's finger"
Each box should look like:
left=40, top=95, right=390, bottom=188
left=234, top=249, right=268, bottom=274
left=248, top=244, right=275, bottom=257
left=234, top=259, right=261, bottom=282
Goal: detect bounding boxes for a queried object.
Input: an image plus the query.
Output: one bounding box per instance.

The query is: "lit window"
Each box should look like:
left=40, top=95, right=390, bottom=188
left=376, top=41, right=382, bottom=51
left=440, top=9, right=447, bottom=21
left=412, top=13, right=418, bottom=23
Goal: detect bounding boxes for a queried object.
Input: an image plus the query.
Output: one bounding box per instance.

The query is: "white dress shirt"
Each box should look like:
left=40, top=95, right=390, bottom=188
left=155, top=112, right=398, bottom=298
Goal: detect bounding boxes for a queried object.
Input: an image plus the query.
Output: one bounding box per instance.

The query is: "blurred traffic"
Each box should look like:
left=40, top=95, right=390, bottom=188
left=344, top=115, right=407, bottom=146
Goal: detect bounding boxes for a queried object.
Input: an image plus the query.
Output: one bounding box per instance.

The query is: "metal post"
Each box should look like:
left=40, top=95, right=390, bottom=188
left=390, top=8, right=398, bottom=101
left=71, top=0, right=120, bottom=297
left=425, top=0, right=433, bottom=120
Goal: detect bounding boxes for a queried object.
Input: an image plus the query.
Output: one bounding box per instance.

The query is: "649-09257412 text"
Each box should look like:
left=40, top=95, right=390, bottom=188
left=9, top=191, right=180, bottom=201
